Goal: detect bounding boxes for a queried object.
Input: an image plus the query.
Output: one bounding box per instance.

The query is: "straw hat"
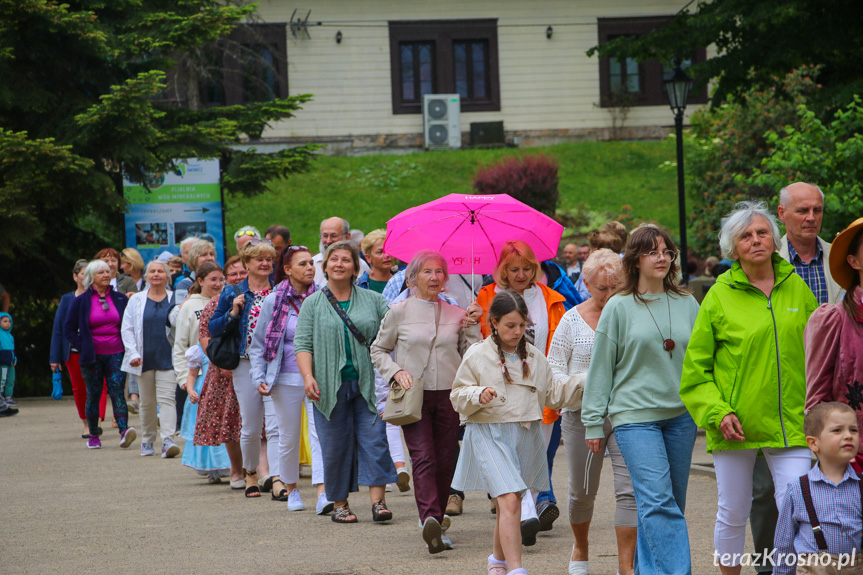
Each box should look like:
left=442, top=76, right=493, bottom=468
left=829, top=217, right=863, bottom=290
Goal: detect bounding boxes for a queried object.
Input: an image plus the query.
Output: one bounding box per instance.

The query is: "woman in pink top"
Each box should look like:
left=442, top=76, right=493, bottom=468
left=64, top=260, right=136, bottom=450
left=805, top=217, right=863, bottom=470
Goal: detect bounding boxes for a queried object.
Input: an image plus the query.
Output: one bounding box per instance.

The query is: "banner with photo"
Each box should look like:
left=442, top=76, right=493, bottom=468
left=123, top=159, right=226, bottom=265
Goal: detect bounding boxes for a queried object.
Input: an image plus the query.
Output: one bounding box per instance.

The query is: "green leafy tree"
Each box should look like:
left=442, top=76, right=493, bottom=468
left=0, top=0, right=316, bottom=272
left=588, top=0, right=863, bottom=109
left=0, top=0, right=316, bottom=396
left=745, top=96, right=863, bottom=239
left=685, top=67, right=820, bottom=256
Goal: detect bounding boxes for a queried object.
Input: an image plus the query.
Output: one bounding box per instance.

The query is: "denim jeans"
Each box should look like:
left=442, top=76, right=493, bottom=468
left=614, top=411, right=697, bottom=575
left=536, top=417, right=562, bottom=504
left=313, top=379, right=397, bottom=502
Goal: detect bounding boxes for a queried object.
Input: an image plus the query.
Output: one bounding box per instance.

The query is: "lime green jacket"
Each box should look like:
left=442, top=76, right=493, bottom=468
left=680, top=254, right=818, bottom=452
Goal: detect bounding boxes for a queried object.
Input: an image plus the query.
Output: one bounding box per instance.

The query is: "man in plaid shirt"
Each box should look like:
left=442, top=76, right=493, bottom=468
left=777, top=182, right=843, bottom=305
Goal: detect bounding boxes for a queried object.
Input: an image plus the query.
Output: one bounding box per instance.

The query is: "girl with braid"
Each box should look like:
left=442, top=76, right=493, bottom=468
left=450, top=290, right=585, bottom=575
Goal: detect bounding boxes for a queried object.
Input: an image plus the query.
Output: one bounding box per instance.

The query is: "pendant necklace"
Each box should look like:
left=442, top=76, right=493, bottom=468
left=644, top=292, right=675, bottom=358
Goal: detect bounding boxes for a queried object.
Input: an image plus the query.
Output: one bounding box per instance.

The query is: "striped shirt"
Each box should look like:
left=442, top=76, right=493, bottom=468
left=774, top=463, right=862, bottom=575
left=787, top=239, right=829, bottom=304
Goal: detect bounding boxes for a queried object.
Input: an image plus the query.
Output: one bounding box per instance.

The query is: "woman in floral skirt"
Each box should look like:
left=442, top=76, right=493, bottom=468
left=193, top=255, right=245, bottom=488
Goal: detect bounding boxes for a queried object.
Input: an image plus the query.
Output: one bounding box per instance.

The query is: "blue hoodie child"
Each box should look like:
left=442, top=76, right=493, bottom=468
left=0, top=312, right=16, bottom=399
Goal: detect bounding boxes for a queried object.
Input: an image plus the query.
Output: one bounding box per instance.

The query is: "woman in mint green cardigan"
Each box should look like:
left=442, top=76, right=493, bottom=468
left=295, top=241, right=396, bottom=524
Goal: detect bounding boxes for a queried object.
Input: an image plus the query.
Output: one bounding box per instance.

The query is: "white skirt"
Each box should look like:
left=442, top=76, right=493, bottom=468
left=451, top=421, right=549, bottom=498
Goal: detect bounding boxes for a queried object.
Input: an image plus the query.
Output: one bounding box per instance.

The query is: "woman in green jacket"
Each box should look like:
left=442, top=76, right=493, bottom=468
left=680, top=201, right=818, bottom=575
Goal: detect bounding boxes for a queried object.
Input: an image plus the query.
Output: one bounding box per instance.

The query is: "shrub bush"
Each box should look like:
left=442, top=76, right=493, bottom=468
left=745, top=96, right=863, bottom=238
left=473, top=154, right=559, bottom=215
left=686, top=66, right=821, bottom=256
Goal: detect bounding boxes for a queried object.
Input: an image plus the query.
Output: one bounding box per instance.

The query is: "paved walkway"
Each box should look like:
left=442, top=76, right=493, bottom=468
left=1, top=399, right=749, bottom=574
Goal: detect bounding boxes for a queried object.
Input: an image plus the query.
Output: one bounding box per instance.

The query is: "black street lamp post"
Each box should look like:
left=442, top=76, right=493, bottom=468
left=664, top=63, right=693, bottom=284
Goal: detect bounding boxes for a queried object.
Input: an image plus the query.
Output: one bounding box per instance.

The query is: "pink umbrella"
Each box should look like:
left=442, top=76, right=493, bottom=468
left=383, top=193, right=564, bottom=277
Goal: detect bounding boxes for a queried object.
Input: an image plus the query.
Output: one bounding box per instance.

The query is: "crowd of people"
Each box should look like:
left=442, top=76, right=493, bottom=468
left=0, top=181, right=858, bottom=575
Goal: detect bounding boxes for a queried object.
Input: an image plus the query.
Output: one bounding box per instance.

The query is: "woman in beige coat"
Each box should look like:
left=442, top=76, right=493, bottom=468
left=371, top=250, right=482, bottom=554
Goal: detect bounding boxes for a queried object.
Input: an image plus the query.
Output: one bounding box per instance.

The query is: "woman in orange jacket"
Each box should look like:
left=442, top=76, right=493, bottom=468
left=476, top=240, right=567, bottom=542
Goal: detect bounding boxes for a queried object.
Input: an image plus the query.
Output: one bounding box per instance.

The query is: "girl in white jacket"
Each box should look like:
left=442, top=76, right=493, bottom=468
left=450, top=290, right=584, bottom=575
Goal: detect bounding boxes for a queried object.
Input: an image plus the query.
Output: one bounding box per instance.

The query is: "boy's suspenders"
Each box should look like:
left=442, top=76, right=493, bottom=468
left=798, top=473, right=863, bottom=553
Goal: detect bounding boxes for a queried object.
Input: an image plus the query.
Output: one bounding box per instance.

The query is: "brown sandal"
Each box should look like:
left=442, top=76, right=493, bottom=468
left=331, top=505, right=358, bottom=523
left=372, top=500, right=393, bottom=522
left=243, top=469, right=261, bottom=498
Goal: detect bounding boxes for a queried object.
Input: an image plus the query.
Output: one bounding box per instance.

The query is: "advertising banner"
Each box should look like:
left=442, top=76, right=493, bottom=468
left=123, top=159, right=226, bottom=265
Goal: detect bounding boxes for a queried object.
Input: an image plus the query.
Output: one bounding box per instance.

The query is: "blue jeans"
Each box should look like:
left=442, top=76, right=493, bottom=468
left=313, top=379, right=397, bottom=502
left=614, top=411, right=697, bottom=575
left=536, top=417, right=562, bottom=504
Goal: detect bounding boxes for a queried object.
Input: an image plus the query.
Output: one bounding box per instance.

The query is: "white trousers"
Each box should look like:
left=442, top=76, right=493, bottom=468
left=269, top=373, right=306, bottom=484
left=233, top=359, right=279, bottom=476
left=305, top=397, right=325, bottom=485
left=138, top=369, right=176, bottom=443
left=713, top=447, right=812, bottom=566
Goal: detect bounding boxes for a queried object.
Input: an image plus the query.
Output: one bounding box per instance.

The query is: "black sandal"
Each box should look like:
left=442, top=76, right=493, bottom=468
left=243, top=469, right=261, bottom=498
left=331, top=505, right=358, bottom=523
left=271, top=479, right=288, bottom=501
left=372, top=500, right=393, bottom=522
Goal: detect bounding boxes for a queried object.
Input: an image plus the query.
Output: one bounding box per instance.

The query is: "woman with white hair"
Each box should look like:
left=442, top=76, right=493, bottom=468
left=63, top=259, right=136, bottom=450
left=547, top=248, right=636, bottom=575
left=371, top=250, right=483, bottom=552
left=680, top=201, right=819, bottom=575
left=121, top=260, right=180, bottom=459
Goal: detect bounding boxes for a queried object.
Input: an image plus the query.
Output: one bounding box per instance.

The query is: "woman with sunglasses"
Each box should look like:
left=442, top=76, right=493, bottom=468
left=52, top=259, right=109, bottom=438
left=209, top=238, right=282, bottom=498
left=250, top=245, right=332, bottom=511
left=64, top=260, right=136, bottom=450
left=581, top=224, right=700, bottom=575
left=121, top=260, right=179, bottom=458
left=680, top=202, right=817, bottom=575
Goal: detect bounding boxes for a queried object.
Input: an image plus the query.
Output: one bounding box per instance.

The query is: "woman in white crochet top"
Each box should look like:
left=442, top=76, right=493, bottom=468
left=547, top=248, right=636, bottom=575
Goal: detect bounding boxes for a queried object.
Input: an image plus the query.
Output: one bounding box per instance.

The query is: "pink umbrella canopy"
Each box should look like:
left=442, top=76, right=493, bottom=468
left=384, top=193, right=564, bottom=275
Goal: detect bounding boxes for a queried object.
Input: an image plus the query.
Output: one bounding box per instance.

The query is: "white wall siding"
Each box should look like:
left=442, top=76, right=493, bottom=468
left=254, top=0, right=705, bottom=142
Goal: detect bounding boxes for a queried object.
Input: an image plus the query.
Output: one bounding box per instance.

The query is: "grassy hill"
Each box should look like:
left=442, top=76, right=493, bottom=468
left=226, top=139, right=680, bottom=251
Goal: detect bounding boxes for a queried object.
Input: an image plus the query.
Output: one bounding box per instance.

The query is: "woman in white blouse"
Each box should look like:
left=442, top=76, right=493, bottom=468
left=371, top=250, right=482, bottom=554
left=546, top=249, right=636, bottom=575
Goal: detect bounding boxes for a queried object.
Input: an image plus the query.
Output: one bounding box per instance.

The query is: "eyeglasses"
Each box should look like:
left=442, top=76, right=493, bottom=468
left=320, top=233, right=344, bottom=241
left=234, top=230, right=258, bottom=239
left=642, top=250, right=677, bottom=261
left=247, top=238, right=273, bottom=246
left=98, top=296, right=110, bottom=311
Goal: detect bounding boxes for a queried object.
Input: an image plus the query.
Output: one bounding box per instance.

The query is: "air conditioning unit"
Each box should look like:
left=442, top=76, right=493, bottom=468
left=423, top=94, right=461, bottom=150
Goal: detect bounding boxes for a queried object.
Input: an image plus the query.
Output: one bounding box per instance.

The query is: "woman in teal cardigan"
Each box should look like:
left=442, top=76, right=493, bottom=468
left=680, top=201, right=818, bottom=575
left=295, top=240, right=396, bottom=524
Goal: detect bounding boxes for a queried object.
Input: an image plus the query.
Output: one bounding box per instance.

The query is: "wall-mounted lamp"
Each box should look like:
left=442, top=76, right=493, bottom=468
left=546, top=26, right=553, bottom=39
left=336, top=30, right=342, bottom=44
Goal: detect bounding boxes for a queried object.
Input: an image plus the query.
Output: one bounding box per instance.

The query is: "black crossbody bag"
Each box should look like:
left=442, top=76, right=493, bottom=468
left=206, top=285, right=241, bottom=370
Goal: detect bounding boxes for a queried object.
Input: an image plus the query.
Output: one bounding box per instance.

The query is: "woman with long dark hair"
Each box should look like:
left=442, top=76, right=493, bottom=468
left=581, top=224, right=700, bottom=575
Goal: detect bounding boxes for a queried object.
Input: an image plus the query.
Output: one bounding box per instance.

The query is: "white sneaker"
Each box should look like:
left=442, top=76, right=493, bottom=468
left=385, top=483, right=394, bottom=492
left=396, top=468, right=411, bottom=492
left=287, top=489, right=305, bottom=511
left=161, top=437, right=180, bottom=459
left=441, top=533, right=453, bottom=550
left=316, top=493, right=335, bottom=515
